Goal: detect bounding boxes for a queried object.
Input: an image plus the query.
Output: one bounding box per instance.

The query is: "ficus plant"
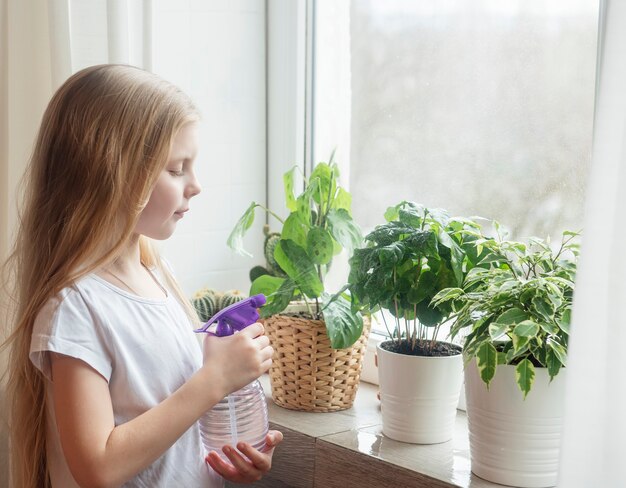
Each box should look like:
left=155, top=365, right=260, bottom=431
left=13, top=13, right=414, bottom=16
left=347, top=202, right=485, bottom=356
left=432, top=228, right=579, bottom=397
left=227, top=160, right=365, bottom=349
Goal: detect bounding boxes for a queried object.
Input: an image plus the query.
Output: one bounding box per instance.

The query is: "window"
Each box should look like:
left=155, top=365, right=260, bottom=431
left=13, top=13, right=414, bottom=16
left=347, top=0, right=598, bottom=239
left=312, top=0, right=599, bottom=340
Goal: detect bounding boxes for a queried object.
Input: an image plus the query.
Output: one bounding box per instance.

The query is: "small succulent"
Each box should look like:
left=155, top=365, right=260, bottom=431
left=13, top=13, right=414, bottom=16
left=219, top=290, right=246, bottom=310
left=191, top=288, right=247, bottom=323
left=192, top=291, right=219, bottom=322
left=248, top=227, right=287, bottom=283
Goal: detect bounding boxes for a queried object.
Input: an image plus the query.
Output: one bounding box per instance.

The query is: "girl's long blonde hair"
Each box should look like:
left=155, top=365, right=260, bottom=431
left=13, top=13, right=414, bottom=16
left=1, top=64, right=200, bottom=488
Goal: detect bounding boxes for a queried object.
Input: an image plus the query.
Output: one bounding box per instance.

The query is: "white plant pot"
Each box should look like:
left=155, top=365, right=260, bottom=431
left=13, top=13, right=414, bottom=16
left=377, top=341, right=463, bottom=444
left=465, top=360, right=566, bottom=488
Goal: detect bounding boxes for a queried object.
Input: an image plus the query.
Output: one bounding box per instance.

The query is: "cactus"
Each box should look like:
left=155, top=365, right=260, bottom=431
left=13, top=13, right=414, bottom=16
left=192, top=286, right=216, bottom=300
left=192, top=293, right=218, bottom=322
left=264, top=232, right=285, bottom=277
left=219, top=290, right=246, bottom=310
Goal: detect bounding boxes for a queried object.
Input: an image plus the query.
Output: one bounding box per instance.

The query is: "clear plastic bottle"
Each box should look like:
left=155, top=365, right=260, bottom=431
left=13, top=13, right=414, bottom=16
left=194, top=294, right=270, bottom=460
left=199, top=379, right=269, bottom=458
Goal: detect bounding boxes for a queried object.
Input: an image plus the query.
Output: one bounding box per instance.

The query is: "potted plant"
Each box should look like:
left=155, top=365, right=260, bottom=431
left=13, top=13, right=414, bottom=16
left=433, top=228, right=579, bottom=487
left=347, top=201, right=483, bottom=444
left=227, top=160, right=369, bottom=412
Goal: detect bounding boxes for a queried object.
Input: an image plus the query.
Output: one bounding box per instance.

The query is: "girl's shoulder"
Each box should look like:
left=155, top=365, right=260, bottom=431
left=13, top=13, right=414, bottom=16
left=36, top=278, right=93, bottom=326
left=31, top=276, right=116, bottom=382
left=33, top=271, right=158, bottom=337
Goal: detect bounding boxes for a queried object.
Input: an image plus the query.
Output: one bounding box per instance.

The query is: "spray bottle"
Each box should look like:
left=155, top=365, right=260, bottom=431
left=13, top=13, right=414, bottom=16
left=194, top=294, right=269, bottom=459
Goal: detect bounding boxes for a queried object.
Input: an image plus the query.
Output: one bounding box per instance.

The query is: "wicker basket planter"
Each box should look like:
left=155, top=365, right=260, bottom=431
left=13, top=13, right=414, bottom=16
left=262, top=303, right=371, bottom=412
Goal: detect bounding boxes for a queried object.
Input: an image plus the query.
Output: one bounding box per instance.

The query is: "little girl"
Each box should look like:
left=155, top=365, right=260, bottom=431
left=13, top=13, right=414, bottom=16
left=2, top=64, right=282, bottom=487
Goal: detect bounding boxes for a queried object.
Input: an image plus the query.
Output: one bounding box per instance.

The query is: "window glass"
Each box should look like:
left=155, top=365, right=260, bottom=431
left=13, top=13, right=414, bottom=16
left=349, top=0, right=599, bottom=239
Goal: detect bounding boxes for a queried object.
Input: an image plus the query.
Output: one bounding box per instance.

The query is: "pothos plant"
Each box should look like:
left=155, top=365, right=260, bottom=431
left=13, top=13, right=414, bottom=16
left=227, top=160, right=364, bottom=349
left=432, top=227, right=579, bottom=397
left=347, top=202, right=485, bottom=356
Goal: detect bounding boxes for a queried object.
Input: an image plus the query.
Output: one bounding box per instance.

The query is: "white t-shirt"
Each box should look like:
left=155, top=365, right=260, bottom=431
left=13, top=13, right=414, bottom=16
left=29, top=271, right=224, bottom=487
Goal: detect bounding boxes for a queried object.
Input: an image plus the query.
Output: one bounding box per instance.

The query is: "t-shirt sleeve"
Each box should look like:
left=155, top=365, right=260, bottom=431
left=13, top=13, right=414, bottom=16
left=30, top=287, right=113, bottom=382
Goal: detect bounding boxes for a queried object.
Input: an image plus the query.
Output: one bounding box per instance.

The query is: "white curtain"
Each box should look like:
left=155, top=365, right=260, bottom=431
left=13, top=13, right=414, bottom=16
left=0, top=1, right=151, bottom=485
left=1, top=1, right=61, bottom=483
left=558, top=0, right=626, bottom=486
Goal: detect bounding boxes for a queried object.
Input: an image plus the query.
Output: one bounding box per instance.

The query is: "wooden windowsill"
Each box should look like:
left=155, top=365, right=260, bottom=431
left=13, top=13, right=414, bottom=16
left=242, top=375, right=499, bottom=488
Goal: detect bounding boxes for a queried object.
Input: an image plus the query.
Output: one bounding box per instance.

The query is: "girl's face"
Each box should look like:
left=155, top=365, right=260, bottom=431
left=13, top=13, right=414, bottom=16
left=135, top=122, right=202, bottom=240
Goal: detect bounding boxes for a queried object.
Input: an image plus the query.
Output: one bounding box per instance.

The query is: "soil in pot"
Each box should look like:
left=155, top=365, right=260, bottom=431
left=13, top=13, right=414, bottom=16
left=380, top=339, right=461, bottom=357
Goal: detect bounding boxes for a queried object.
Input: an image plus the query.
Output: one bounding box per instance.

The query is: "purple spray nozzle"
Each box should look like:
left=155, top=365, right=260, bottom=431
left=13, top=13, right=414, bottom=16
left=194, top=294, right=266, bottom=337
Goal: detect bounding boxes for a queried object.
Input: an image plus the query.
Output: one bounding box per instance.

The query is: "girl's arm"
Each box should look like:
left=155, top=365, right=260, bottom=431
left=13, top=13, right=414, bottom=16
left=51, top=323, right=272, bottom=488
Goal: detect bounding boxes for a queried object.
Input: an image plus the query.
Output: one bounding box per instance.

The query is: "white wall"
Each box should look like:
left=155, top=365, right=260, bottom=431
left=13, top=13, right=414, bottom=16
left=68, top=0, right=268, bottom=298
left=152, top=0, right=267, bottom=297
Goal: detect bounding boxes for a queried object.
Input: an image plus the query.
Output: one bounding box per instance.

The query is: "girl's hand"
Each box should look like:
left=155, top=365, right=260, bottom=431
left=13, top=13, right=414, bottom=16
left=205, top=430, right=284, bottom=483
left=201, top=322, right=273, bottom=396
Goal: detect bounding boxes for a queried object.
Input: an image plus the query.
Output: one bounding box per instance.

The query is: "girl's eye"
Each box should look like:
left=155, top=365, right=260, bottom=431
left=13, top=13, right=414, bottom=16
left=169, top=170, right=184, bottom=177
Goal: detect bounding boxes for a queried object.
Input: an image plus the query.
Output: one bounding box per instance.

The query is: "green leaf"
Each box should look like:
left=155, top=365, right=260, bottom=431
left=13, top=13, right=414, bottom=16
left=438, top=231, right=464, bottom=285
left=532, top=295, right=554, bottom=322
left=250, top=275, right=284, bottom=298
left=227, top=202, right=259, bottom=257
left=384, top=205, right=400, bottom=222
left=274, top=240, right=323, bottom=298
left=306, top=228, right=334, bottom=265
left=321, top=292, right=363, bottom=349
left=494, top=308, right=528, bottom=326
left=488, top=322, right=510, bottom=341
left=296, top=177, right=318, bottom=224
left=327, top=208, right=363, bottom=256
left=497, top=351, right=507, bottom=365
left=477, top=252, right=508, bottom=266
left=513, top=320, right=540, bottom=338
left=558, top=308, right=572, bottom=333
left=365, top=221, right=413, bottom=246
left=283, top=167, right=298, bottom=212
left=515, top=359, right=535, bottom=398
left=398, top=207, right=424, bottom=228
left=430, top=287, right=464, bottom=306
left=378, top=242, right=405, bottom=267
left=260, top=278, right=296, bottom=317
left=476, top=342, right=497, bottom=386
left=332, top=187, right=352, bottom=214
left=415, top=300, right=444, bottom=326
left=547, top=337, right=567, bottom=366
left=281, top=213, right=309, bottom=248
left=538, top=321, right=559, bottom=335
left=546, top=347, right=562, bottom=380
left=529, top=340, right=547, bottom=367
left=512, top=333, right=530, bottom=354
left=310, top=163, right=334, bottom=206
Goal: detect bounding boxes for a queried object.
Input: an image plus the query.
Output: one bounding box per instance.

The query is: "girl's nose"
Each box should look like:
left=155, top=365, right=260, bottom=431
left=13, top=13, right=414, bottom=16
left=186, top=173, right=202, bottom=198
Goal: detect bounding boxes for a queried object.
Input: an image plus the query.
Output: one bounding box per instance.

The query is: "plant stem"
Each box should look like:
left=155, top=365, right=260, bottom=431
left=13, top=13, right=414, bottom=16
left=412, top=304, right=418, bottom=350
left=432, top=324, right=441, bottom=353
left=380, top=309, right=394, bottom=340
left=393, top=298, right=401, bottom=347
left=552, top=233, right=575, bottom=266
left=324, top=171, right=335, bottom=221
left=257, top=205, right=285, bottom=225
left=404, top=314, right=410, bottom=347
left=316, top=188, right=324, bottom=227
left=304, top=298, right=315, bottom=319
